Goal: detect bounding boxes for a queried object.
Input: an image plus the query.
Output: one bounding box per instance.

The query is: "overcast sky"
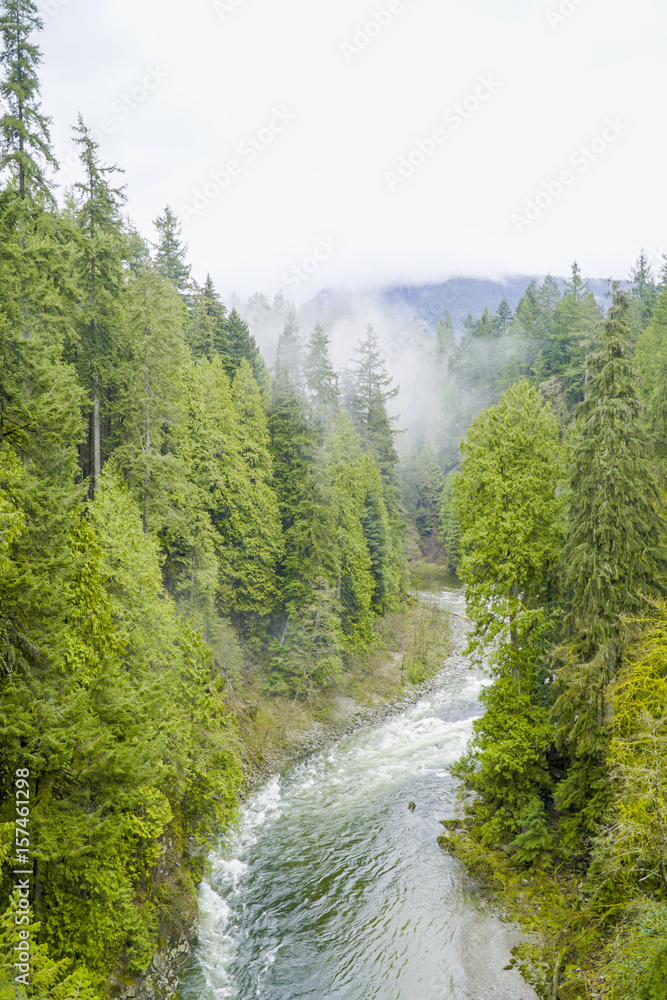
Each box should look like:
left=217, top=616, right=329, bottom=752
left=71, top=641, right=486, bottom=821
left=38, top=0, right=667, bottom=303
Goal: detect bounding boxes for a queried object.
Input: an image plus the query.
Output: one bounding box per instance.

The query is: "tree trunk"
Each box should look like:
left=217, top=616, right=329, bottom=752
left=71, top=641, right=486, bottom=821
left=91, top=379, right=101, bottom=497
left=143, top=345, right=151, bottom=534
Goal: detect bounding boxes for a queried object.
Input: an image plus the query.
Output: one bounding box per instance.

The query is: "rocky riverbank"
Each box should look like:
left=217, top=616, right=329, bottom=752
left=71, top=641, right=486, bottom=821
left=238, top=608, right=474, bottom=789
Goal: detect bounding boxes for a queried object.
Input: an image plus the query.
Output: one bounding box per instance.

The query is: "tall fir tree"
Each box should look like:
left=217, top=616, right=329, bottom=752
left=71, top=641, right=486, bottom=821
left=0, top=0, right=55, bottom=204
left=224, top=307, right=268, bottom=389
left=629, top=248, right=658, bottom=330
left=186, top=274, right=227, bottom=360
left=350, top=323, right=399, bottom=488
left=303, top=322, right=338, bottom=434
left=69, top=115, right=127, bottom=495
left=552, top=288, right=667, bottom=845
left=152, top=204, right=191, bottom=299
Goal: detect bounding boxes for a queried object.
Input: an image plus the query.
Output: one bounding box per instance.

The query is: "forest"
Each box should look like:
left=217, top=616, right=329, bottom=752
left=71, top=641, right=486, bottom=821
left=0, top=4, right=409, bottom=996
left=2, top=3, right=667, bottom=999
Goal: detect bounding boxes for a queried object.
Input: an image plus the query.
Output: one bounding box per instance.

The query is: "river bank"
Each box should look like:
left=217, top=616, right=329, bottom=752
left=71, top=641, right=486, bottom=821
left=178, top=574, right=540, bottom=1000
left=234, top=592, right=464, bottom=791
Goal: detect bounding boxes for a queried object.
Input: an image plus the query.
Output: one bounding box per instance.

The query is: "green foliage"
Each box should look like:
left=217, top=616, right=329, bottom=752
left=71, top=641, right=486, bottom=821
left=399, top=442, right=444, bottom=543
left=455, top=379, right=564, bottom=682
left=401, top=598, right=451, bottom=684
left=564, top=289, right=667, bottom=662
left=589, top=599, right=667, bottom=902
left=152, top=204, right=191, bottom=298
left=0, top=895, right=101, bottom=1000
left=438, top=469, right=461, bottom=572
left=0, top=0, right=57, bottom=204
left=265, top=577, right=344, bottom=699
left=603, top=902, right=667, bottom=1000
left=453, top=675, right=553, bottom=844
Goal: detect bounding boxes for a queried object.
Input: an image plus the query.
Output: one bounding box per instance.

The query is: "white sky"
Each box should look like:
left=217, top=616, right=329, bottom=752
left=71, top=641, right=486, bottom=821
left=38, top=0, right=667, bottom=303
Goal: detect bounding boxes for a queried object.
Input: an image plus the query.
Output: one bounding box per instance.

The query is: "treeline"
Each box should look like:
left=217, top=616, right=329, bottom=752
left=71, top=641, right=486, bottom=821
left=440, top=275, right=667, bottom=997
left=398, top=258, right=661, bottom=563
left=0, top=4, right=404, bottom=997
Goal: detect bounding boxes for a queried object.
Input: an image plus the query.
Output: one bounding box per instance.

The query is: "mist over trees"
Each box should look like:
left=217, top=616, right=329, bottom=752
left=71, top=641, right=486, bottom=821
left=2, top=6, right=667, bottom=999
left=0, top=7, right=409, bottom=994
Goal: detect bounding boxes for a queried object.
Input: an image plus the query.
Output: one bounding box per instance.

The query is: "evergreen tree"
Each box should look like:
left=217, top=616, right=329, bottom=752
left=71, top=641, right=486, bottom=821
left=435, top=311, right=456, bottom=370
left=267, top=363, right=327, bottom=615
left=563, top=288, right=667, bottom=670
left=455, top=379, right=563, bottom=685
left=0, top=0, right=56, bottom=204
left=325, top=413, right=376, bottom=646
left=474, top=305, right=496, bottom=338
left=112, top=264, right=189, bottom=536
left=274, top=310, right=303, bottom=390
left=303, top=322, right=338, bottom=432
left=152, top=204, right=191, bottom=298
left=512, top=280, right=540, bottom=340
left=636, top=287, right=667, bottom=464
left=350, top=323, right=399, bottom=488
left=438, top=469, right=461, bottom=573
left=547, top=262, right=601, bottom=409
left=552, top=288, right=667, bottom=845
left=629, top=248, right=658, bottom=329
left=186, top=275, right=227, bottom=360
left=494, top=297, right=513, bottom=336
left=400, top=442, right=444, bottom=544
left=69, top=115, right=126, bottom=495
left=224, top=307, right=268, bottom=389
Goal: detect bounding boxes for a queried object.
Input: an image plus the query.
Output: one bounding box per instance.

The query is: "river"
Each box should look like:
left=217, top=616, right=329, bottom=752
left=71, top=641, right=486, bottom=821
left=179, top=574, right=537, bottom=1000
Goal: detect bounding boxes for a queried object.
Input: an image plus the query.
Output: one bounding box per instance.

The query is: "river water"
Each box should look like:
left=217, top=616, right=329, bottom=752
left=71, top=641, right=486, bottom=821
left=179, top=576, right=537, bottom=1000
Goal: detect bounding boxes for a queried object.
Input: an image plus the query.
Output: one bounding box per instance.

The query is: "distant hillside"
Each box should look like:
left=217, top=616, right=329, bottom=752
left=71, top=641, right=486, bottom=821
left=304, top=274, right=627, bottom=333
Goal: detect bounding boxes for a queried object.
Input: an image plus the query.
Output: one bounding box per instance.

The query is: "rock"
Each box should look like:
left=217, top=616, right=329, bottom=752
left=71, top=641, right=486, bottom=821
left=408, top=801, right=416, bottom=811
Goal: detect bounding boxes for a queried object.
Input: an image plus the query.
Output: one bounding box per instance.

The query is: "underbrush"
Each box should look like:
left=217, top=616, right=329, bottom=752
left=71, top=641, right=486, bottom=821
left=232, top=597, right=453, bottom=788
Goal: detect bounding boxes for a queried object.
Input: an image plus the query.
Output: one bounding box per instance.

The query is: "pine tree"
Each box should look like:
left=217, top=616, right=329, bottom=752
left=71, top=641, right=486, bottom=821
left=267, top=363, right=326, bottom=616
left=454, top=379, right=563, bottom=685
left=400, top=442, right=444, bottom=543
left=629, top=248, right=658, bottom=329
left=303, top=322, right=338, bottom=432
left=494, top=297, right=513, bottom=336
left=112, top=264, right=189, bottom=536
left=350, top=323, right=399, bottom=487
left=0, top=0, right=56, bottom=204
left=435, top=311, right=456, bottom=370
left=474, top=306, right=496, bottom=338
left=512, top=280, right=540, bottom=339
left=69, top=115, right=126, bottom=496
left=325, top=413, right=376, bottom=646
left=183, top=356, right=282, bottom=629
left=186, top=275, right=227, bottom=360
left=552, top=288, right=667, bottom=844
left=564, top=288, right=667, bottom=670
left=547, top=262, right=601, bottom=409
left=224, top=307, right=268, bottom=388
left=438, top=469, right=461, bottom=573
left=274, top=310, right=304, bottom=390
left=636, top=287, right=667, bottom=464
left=152, top=204, right=191, bottom=298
